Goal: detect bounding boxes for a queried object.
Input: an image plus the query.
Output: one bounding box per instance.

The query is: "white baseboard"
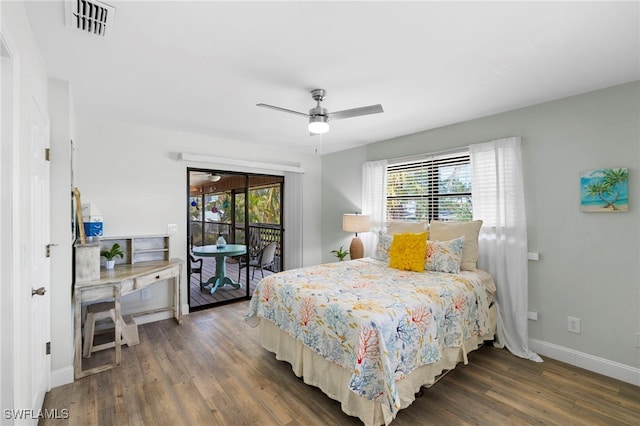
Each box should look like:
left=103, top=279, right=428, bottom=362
left=129, top=305, right=190, bottom=326
left=50, top=365, right=74, bottom=388
left=132, top=310, right=173, bottom=325
left=529, top=338, right=640, bottom=386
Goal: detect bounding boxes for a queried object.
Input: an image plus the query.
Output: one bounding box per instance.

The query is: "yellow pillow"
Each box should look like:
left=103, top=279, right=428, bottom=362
left=388, top=232, right=427, bottom=272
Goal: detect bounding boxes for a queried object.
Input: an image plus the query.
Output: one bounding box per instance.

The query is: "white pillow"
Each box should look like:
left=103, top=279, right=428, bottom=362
left=386, top=221, right=428, bottom=235
left=428, top=220, right=482, bottom=271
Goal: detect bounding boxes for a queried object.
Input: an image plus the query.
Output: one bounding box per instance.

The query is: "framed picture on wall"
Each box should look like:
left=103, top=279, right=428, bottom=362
left=580, top=168, right=628, bottom=213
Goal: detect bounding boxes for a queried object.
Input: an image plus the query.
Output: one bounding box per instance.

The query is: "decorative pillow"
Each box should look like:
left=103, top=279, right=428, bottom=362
left=386, top=221, right=428, bottom=235
left=424, top=237, right=464, bottom=274
left=428, top=220, right=482, bottom=271
left=388, top=232, right=427, bottom=272
left=374, top=232, right=393, bottom=262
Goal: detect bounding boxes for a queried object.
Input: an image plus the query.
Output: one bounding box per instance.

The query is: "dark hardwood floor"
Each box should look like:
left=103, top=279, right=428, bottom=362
left=41, top=301, right=640, bottom=425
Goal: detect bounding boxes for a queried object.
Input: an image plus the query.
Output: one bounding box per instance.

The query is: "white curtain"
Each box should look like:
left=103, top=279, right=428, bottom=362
left=361, top=160, right=387, bottom=257
left=470, top=137, right=542, bottom=362
left=284, top=171, right=303, bottom=270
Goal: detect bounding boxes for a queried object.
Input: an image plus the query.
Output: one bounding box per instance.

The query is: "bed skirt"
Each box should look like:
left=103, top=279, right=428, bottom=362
left=258, top=304, right=496, bottom=426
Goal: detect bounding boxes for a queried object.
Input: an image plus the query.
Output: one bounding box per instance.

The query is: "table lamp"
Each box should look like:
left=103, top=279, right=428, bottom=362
left=342, top=213, right=370, bottom=260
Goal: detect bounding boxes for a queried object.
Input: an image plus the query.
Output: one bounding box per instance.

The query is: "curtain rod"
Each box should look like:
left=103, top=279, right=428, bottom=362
left=179, top=153, right=305, bottom=174
left=385, top=145, right=469, bottom=166
left=385, top=136, right=519, bottom=165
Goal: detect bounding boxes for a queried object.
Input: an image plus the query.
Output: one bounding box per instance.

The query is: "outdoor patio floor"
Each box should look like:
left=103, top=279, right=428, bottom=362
left=188, top=255, right=274, bottom=309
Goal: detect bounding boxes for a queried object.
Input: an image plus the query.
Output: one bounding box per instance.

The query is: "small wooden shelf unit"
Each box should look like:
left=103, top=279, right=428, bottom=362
left=99, top=234, right=170, bottom=264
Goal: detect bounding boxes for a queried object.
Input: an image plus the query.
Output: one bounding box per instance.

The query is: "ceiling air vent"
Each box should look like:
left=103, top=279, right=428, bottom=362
left=65, top=0, right=116, bottom=39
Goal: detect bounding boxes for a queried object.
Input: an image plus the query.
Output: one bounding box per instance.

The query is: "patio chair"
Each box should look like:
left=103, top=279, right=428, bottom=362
left=189, top=254, right=203, bottom=284
left=238, top=241, right=277, bottom=281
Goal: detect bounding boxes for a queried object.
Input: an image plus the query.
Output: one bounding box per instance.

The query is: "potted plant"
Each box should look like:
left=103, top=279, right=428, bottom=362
left=101, top=243, right=124, bottom=269
left=330, top=246, right=349, bottom=261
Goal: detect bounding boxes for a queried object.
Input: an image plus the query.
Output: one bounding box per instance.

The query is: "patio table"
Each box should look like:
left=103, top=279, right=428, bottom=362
left=193, top=244, right=247, bottom=294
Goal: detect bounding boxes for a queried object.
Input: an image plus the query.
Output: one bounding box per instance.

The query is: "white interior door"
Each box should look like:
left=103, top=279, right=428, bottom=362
left=1, top=29, right=51, bottom=423
left=28, top=95, right=52, bottom=416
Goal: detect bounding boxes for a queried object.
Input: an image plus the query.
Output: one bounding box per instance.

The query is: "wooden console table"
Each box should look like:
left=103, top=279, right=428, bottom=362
left=74, top=259, right=182, bottom=378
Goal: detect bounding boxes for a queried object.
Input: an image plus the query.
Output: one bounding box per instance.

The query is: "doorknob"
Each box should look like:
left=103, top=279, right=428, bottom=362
left=32, top=287, right=46, bottom=297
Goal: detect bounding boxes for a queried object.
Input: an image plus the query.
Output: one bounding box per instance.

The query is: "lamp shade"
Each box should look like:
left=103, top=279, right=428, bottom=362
left=308, top=116, right=330, bottom=134
left=342, top=214, right=370, bottom=233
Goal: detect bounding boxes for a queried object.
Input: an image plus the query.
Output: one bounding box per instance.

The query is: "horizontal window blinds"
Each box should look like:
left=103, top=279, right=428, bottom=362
left=386, top=152, right=472, bottom=222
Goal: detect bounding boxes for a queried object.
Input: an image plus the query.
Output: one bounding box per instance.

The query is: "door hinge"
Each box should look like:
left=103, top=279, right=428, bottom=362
left=46, top=243, right=58, bottom=258
left=45, top=148, right=50, bottom=161
left=46, top=341, right=51, bottom=355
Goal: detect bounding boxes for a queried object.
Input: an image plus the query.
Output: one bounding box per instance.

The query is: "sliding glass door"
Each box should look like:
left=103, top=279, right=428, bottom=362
left=187, top=169, right=284, bottom=311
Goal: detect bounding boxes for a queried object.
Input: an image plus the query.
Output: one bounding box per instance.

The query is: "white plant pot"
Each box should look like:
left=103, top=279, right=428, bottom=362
left=105, top=260, right=116, bottom=270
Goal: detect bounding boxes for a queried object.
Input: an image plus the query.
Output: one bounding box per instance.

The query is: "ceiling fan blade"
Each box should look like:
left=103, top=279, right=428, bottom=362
left=256, top=103, right=309, bottom=118
left=328, top=104, right=384, bottom=120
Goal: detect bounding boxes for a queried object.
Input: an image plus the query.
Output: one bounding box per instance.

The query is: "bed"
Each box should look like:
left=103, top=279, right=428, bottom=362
left=245, top=220, right=497, bottom=425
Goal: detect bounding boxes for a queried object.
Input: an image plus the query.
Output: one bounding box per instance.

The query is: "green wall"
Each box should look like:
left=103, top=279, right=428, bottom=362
left=321, top=82, right=640, bottom=374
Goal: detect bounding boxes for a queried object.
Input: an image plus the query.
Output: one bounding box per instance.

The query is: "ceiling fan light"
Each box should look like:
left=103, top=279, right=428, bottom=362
left=308, top=116, right=330, bottom=134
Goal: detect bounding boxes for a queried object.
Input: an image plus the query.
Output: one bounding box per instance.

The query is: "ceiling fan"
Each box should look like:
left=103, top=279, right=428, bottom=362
left=257, top=89, right=384, bottom=135
left=191, top=171, right=221, bottom=184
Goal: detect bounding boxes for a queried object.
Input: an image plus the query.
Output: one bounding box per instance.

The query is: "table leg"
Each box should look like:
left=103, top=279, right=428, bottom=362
left=114, top=286, right=122, bottom=366
left=174, top=264, right=182, bottom=324
left=74, top=291, right=82, bottom=379
left=200, top=255, right=242, bottom=294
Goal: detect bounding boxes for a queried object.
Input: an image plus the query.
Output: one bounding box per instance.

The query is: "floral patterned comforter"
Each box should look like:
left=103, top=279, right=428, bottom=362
left=245, top=258, right=494, bottom=418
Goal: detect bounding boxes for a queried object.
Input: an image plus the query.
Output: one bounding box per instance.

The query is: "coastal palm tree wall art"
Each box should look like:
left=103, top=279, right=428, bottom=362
left=580, top=168, right=629, bottom=212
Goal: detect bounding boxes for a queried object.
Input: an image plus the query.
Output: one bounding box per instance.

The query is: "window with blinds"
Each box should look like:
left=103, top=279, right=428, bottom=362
left=386, top=152, right=472, bottom=222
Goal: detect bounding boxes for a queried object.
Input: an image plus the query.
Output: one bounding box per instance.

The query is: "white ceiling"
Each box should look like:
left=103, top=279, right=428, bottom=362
left=25, top=1, right=639, bottom=155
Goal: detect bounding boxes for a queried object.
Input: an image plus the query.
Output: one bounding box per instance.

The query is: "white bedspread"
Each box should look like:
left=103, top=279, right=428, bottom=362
left=246, top=258, right=495, bottom=419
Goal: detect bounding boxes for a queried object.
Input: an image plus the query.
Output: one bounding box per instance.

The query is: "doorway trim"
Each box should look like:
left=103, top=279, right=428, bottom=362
left=1, top=24, right=21, bottom=421
left=180, top=153, right=304, bottom=174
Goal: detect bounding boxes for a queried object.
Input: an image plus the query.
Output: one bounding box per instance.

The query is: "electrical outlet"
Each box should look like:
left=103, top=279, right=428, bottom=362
left=167, top=223, right=177, bottom=234
left=568, top=316, right=581, bottom=334
left=140, top=288, right=151, bottom=301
